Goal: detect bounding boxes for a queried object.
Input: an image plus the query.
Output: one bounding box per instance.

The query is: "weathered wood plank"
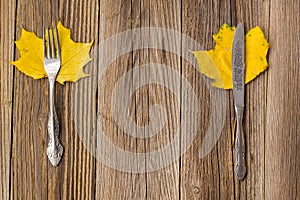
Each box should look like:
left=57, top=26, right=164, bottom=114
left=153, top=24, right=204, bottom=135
left=233, top=0, right=270, bottom=199
left=181, top=0, right=235, bottom=199
left=11, top=1, right=49, bottom=199
left=266, top=0, right=300, bottom=199
left=0, top=0, right=15, bottom=199
left=146, top=0, right=182, bottom=199
left=58, top=0, right=98, bottom=199
left=131, top=0, right=150, bottom=198
left=95, top=0, right=147, bottom=199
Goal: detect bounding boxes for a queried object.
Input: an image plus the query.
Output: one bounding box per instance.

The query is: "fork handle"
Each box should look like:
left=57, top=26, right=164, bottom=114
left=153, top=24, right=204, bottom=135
left=46, top=78, right=63, bottom=166
left=234, top=106, right=247, bottom=180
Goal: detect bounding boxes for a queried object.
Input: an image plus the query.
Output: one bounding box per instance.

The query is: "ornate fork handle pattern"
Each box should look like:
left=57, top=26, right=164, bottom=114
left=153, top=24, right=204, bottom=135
left=46, top=76, right=63, bottom=166
left=234, top=106, right=247, bottom=180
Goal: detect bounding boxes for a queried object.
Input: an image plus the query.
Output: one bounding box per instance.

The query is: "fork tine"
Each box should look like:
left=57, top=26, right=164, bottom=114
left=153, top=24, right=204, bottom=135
left=55, top=28, right=61, bottom=60
left=43, top=26, right=47, bottom=59
left=51, top=28, right=55, bottom=58
left=47, top=28, right=51, bottom=59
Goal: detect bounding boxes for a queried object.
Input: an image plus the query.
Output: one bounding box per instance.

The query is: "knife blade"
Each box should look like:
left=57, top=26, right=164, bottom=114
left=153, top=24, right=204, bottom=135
left=232, top=23, right=247, bottom=180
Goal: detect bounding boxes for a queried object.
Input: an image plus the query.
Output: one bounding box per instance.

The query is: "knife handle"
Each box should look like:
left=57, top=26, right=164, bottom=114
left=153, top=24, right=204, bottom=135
left=234, top=106, right=247, bottom=180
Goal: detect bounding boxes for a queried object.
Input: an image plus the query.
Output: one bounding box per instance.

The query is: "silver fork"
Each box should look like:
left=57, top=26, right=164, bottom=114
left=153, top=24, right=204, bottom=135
left=43, top=27, right=63, bottom=166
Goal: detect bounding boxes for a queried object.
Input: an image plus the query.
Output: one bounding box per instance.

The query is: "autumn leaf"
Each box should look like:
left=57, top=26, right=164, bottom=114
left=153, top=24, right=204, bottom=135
left=11, top=21, right=93, bottom=84
left=193, top=24, right=269, bottom=89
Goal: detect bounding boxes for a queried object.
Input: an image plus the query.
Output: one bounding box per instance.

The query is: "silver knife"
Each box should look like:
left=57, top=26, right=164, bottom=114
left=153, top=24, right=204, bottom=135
left=232, top=23, right=247, bottom=180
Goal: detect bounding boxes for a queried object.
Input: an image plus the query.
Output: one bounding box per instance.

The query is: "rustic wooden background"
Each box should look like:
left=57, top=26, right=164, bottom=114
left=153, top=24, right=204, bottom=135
left=1, top=0, right=299, bottom=199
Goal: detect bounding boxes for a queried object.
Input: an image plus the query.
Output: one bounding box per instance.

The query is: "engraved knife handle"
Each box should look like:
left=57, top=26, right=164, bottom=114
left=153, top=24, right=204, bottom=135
left=46, top=78, right=63, bottom=166
left=234, top=106, right=247, bottom=180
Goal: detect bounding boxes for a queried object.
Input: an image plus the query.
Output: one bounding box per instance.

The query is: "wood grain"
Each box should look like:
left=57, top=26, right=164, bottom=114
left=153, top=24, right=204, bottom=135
left=233, top=0, right=270, bottom=199
left=266, top=0, right=300, bottom=199
left=147, top=0, right=181, bottom=199
left=0, top=0, right=15, bottom=199
left=95, top=0, right=148, bottom=199
left=0, top=0, right=299, bottom=199
left=181, top=1, right=235, bottom=199
left=57, top=0, right=99, bottom=199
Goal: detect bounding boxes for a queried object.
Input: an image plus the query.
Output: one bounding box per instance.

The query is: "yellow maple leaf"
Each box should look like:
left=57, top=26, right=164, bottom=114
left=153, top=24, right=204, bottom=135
left=193, top=24, right=269, bottom=89
left=11, top=21, right=93, bottom=84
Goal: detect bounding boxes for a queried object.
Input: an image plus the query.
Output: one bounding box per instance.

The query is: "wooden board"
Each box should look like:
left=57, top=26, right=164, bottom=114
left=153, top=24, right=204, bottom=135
left=0, top=0, right=299, bottom=199
left=0, top=1, right=15, bottom=199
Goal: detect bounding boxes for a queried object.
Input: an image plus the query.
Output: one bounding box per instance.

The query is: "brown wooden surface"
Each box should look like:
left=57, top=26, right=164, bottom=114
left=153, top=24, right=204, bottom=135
left=0, top=0, right=299, bottom=199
